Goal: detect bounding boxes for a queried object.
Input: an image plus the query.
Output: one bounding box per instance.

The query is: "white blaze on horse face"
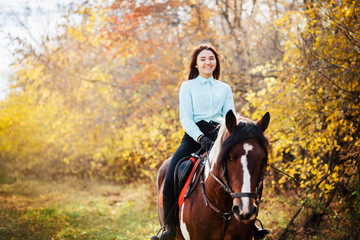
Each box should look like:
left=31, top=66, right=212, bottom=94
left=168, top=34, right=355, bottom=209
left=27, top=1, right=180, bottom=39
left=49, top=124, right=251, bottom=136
left=180, top=204, right=191, bottom=240
left=240, top=143, right=253, bottom=214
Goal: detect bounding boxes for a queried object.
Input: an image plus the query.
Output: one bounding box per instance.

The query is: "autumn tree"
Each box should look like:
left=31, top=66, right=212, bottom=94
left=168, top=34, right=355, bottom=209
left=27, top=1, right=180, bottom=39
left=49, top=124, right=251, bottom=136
left=0, top=1, right=188, bottom=181
left=212, top=0, right=302, bottom=107
left=245, top=0, right=360, bottom=237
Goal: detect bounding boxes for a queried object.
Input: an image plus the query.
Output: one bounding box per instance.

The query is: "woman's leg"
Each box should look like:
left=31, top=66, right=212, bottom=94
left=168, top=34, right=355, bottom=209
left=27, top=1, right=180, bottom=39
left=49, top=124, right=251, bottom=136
left=153, top=134, right=199, bottom=240
left=163, top=133, right=200, bottom=198
left=151, top=122, right=218, bottom=240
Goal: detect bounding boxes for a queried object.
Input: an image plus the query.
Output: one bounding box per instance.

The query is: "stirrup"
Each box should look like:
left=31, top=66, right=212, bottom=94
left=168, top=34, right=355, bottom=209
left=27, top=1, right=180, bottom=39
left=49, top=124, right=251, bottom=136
left=254, top=228, right=270, bottom=240
left=150, top=226, right=165, bottom=240
left=150, top=228, right=175, bottom=240
left=254, top=218, right=269, bottom=240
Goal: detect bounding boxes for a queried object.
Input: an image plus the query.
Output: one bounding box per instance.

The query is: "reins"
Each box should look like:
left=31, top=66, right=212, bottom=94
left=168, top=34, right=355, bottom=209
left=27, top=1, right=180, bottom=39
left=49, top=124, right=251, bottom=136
left=267, top=163, right=298, bottom=184
left=210, top=171, right=259, bottom=198
left=200, top=172, right=232, bottom=240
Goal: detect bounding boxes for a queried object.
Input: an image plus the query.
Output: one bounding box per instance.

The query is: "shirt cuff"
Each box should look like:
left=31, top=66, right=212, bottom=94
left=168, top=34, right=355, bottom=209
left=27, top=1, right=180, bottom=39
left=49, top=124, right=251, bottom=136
left=197, top=134, right=204, bottom=143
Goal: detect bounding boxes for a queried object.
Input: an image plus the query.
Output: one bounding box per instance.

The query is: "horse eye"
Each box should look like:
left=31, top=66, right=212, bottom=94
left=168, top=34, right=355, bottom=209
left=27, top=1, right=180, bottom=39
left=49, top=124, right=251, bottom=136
left=227, top=155, right=233, bottom=161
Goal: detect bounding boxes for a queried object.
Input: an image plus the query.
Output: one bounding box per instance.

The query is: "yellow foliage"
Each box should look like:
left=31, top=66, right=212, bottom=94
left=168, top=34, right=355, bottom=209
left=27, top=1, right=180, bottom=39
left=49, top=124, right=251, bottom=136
left=244, top=0, right=360, bottom=214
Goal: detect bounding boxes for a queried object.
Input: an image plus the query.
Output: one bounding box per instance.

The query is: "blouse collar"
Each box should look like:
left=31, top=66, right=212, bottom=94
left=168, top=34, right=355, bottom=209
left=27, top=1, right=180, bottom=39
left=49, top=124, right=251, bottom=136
left=196, top=75, right=215, bottom=84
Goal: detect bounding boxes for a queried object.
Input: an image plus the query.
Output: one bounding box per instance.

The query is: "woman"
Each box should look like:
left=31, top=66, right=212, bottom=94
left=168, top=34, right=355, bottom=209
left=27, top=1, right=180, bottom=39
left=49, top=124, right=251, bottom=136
left=152, top=44, right=268, bottom=240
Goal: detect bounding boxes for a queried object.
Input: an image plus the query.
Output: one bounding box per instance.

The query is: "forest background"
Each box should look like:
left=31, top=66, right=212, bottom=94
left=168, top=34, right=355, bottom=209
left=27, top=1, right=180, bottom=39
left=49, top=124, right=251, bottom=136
left=0, top=0, right=359, bottom=239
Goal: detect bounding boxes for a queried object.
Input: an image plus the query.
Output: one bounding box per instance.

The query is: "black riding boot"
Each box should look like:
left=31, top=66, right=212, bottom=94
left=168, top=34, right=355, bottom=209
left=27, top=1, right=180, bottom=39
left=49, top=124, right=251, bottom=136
left=150, top=194, right=177, bottom=240
left=254, top=224, right=270, bottom=240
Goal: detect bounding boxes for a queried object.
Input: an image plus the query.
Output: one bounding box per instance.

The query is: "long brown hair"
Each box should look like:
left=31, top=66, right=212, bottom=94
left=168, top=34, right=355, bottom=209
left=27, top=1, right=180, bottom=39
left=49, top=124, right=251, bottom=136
left=188, top=44, right=220, bottom=80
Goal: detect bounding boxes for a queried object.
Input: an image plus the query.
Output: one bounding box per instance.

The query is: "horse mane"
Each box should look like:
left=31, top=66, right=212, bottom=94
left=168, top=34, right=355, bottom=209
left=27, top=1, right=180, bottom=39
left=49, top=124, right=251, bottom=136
left=208, top=115, right=270, bottom=169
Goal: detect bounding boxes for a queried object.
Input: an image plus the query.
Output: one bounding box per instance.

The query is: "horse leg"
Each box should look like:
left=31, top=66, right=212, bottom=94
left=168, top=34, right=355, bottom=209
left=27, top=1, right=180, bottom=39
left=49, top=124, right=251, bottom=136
left=152, top=158, right=179, bottom=240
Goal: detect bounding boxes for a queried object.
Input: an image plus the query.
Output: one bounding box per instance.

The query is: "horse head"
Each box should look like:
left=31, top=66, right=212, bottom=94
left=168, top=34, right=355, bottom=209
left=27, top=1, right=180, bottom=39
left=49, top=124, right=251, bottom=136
left=209, top=110, right=270, bottom=222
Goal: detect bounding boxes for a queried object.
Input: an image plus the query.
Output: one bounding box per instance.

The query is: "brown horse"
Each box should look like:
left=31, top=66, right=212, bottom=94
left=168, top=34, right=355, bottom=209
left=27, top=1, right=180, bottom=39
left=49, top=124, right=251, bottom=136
left=155, top=110, right=270, bottom=240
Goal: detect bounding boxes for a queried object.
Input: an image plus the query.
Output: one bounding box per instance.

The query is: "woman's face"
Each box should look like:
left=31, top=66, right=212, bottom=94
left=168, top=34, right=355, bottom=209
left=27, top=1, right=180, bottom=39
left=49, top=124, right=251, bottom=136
left=196, top=50, right=217, bottom=79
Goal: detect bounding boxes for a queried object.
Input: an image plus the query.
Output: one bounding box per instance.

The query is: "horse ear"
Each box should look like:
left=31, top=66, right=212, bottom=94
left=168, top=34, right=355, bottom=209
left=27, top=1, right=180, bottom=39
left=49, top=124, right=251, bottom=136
left=225, top=110, right=237, bottom=133
left=257, top=112, right=270, bottom=132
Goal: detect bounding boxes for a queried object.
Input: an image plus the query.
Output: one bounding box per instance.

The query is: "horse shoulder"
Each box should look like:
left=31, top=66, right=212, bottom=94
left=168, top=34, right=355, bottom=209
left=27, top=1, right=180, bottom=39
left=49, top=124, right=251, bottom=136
left=179, top=187, right=220, bottom=239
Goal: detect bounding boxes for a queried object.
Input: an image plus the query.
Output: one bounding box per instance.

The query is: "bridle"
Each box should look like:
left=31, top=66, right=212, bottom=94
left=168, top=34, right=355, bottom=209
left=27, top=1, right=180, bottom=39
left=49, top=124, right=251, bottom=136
left=198, top=151, right=267, bottom=240
left=201, top=149, right=267, bottom=203
left=213, top=154, right=266, bottom=200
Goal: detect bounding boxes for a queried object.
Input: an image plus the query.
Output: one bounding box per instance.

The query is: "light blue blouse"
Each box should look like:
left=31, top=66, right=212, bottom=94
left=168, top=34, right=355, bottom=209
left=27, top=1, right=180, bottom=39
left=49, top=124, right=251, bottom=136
left=179, top=75, right=236, bottom=141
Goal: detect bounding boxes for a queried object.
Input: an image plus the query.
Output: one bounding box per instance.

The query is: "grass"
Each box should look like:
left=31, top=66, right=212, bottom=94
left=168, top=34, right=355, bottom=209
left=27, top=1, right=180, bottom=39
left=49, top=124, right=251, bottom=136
left=0, top=177, right=159, bottom=240
left=0, top=175, right=294, bottom=240
left=1, top=176, right=357, bottom=240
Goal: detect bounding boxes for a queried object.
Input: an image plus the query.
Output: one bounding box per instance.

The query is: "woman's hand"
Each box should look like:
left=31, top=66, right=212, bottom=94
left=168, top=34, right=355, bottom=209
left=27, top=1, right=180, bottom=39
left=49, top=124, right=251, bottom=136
left=200, top=136, right=213, bottom=151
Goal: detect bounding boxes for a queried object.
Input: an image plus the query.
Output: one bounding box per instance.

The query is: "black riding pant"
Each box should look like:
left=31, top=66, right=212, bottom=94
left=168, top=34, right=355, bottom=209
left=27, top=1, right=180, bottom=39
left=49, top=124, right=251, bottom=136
left=163, top=120, right=220, bottom=198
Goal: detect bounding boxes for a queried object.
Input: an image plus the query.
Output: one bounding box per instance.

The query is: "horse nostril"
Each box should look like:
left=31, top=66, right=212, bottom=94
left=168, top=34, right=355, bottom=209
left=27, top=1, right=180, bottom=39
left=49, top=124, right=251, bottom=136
left=232, top=205, right=241, bottom=216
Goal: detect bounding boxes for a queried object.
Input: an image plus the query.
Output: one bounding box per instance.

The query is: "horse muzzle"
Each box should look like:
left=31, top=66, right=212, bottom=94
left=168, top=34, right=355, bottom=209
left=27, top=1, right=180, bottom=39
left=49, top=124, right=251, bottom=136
left=232, top=198, right=257, bottom=221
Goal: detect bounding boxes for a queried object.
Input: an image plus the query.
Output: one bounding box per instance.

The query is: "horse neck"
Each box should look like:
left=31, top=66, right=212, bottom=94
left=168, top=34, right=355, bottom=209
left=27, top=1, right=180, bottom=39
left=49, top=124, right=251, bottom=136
left=205, top=121, right=228, bottom=180
left=203, top=152, right=233, bottom=209
left=204, top=143, right=220, bottom=181
left=202, top=120, right=235, bottom=206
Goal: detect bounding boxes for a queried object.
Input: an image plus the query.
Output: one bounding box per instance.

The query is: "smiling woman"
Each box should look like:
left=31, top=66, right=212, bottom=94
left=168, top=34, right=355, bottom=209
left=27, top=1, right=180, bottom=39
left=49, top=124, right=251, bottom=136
left=151, top=43, right=271, bottom=240
left=150, top=43, right=236, bottom=240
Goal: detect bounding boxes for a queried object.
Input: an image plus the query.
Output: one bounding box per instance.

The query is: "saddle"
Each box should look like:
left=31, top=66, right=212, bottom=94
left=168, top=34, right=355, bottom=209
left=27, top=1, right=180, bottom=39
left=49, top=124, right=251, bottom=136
left=174, top=153, right=205, bottom=208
